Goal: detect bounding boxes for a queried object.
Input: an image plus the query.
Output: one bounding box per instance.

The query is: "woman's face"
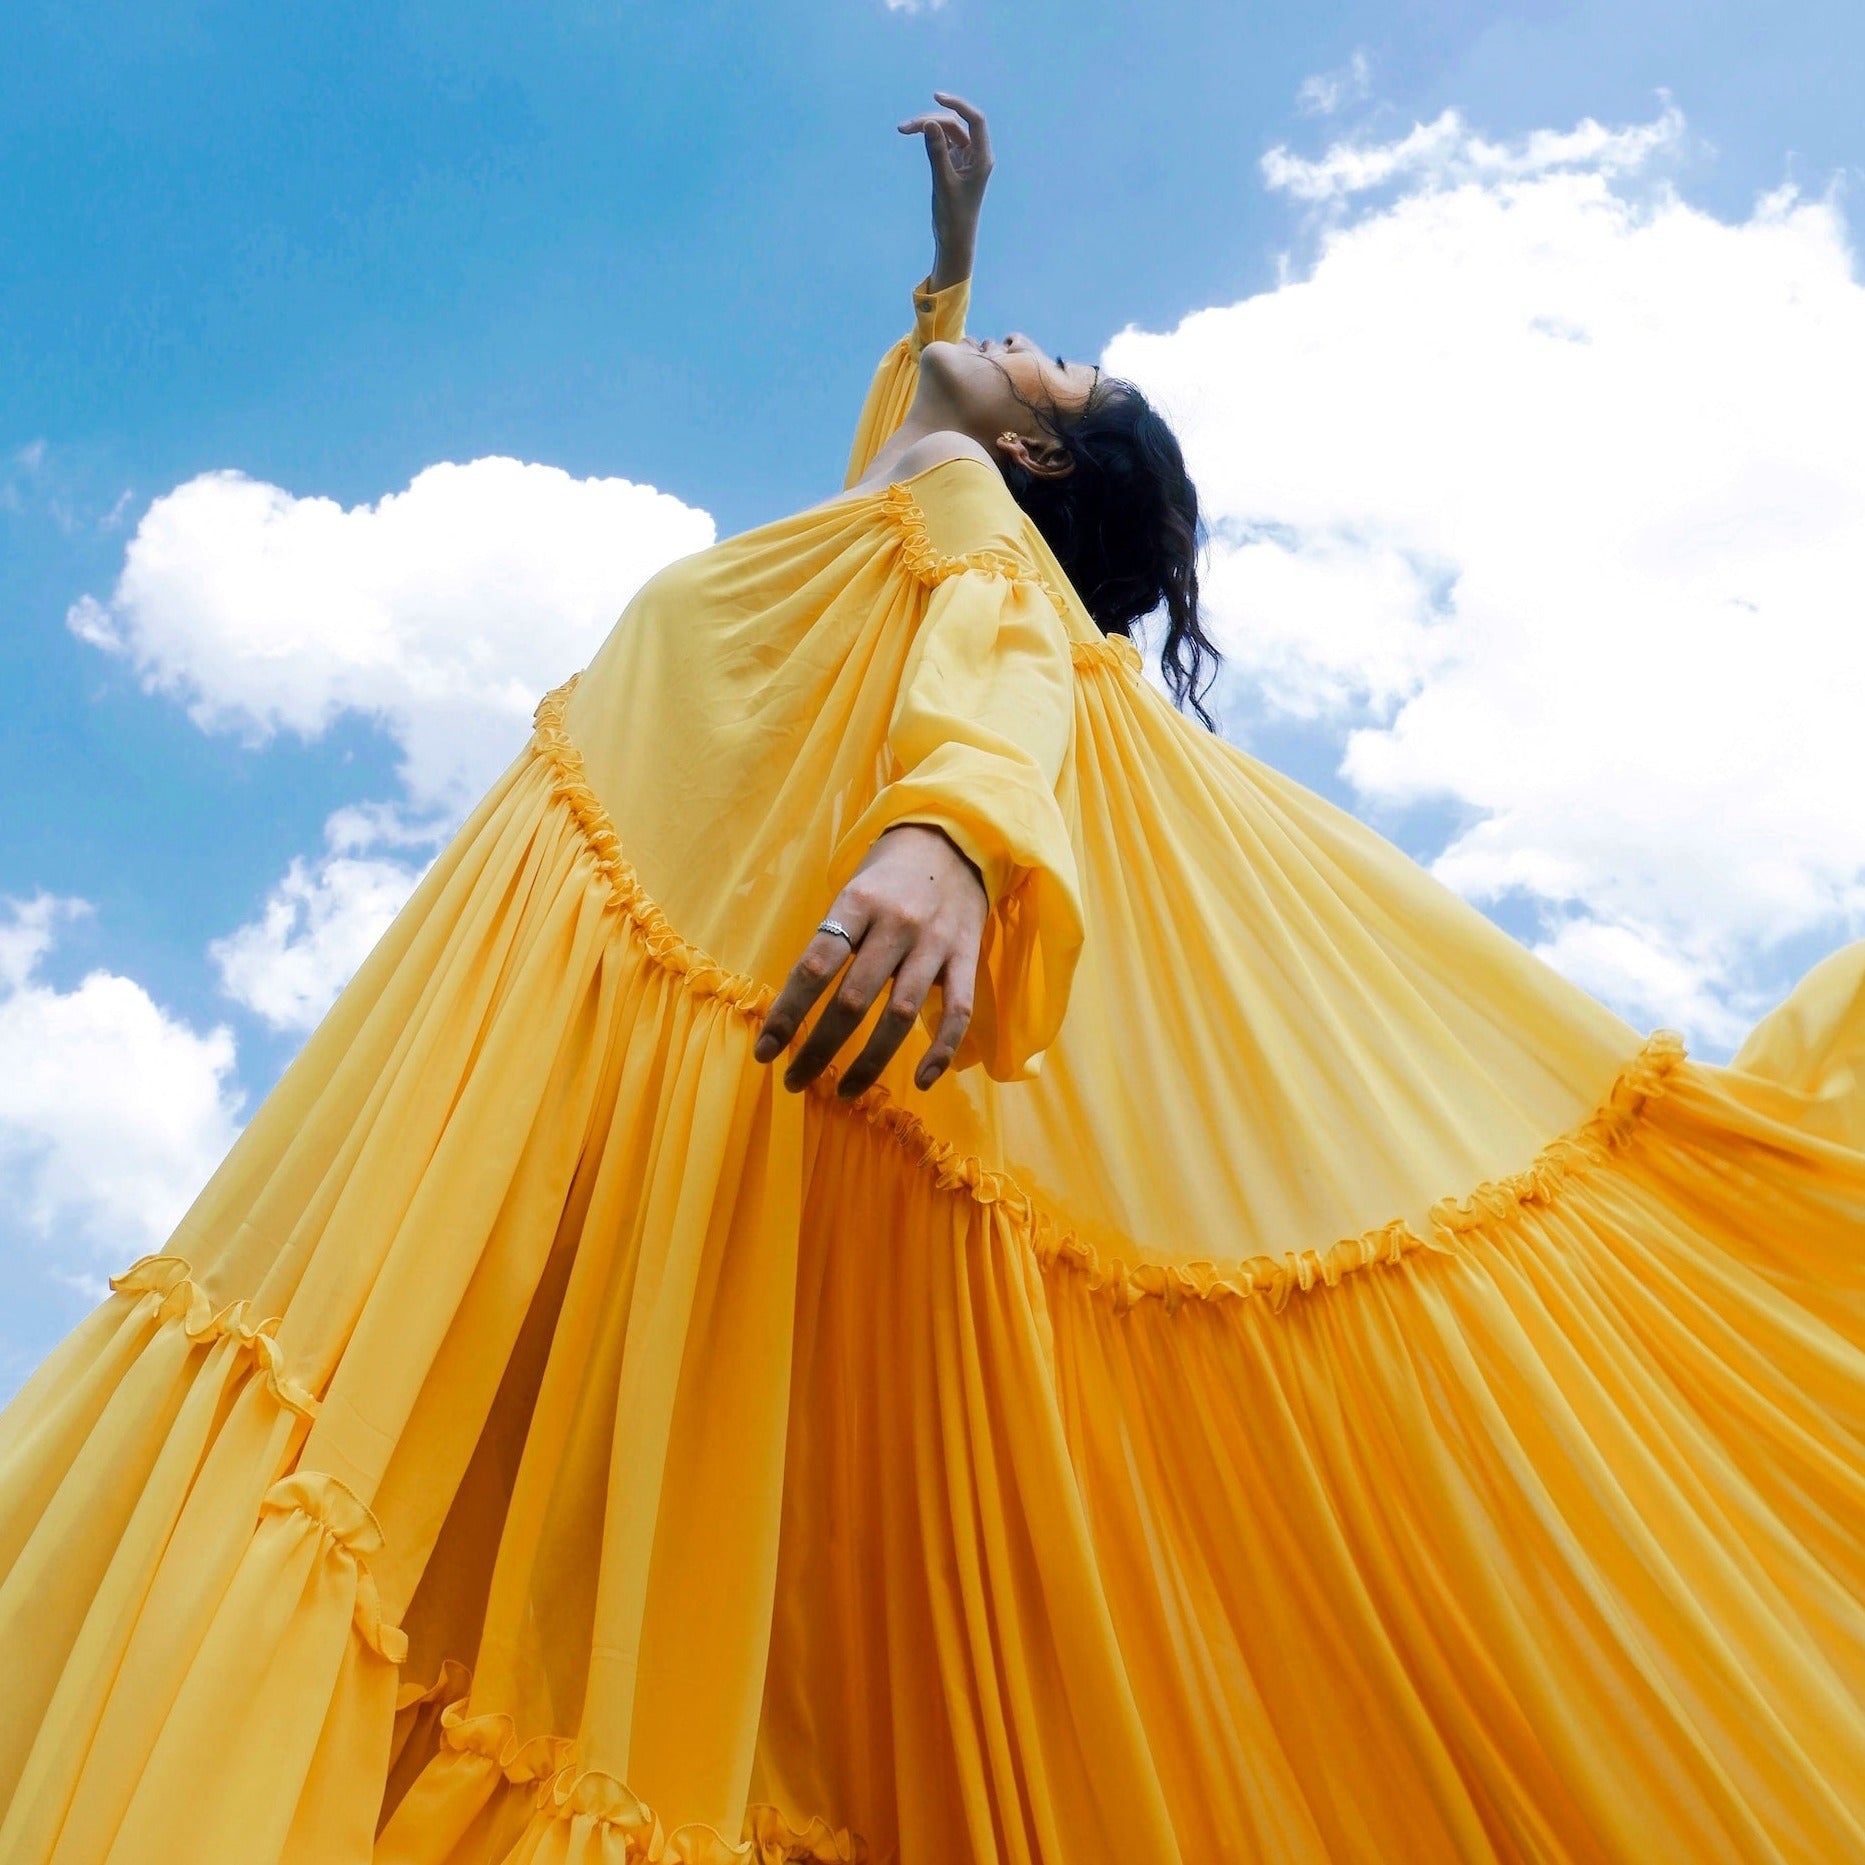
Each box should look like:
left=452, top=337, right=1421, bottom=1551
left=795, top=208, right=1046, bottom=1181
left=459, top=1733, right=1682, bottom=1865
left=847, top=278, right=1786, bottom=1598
left=922, top=332, right=1100, bottom=446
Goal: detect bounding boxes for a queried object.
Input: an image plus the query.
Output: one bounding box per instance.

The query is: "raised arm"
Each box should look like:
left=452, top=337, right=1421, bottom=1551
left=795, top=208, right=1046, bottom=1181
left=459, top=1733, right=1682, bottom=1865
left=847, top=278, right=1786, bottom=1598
left=756, top=95, right=1079, bottom=1098
left=844, top=93, right=995, bottom=486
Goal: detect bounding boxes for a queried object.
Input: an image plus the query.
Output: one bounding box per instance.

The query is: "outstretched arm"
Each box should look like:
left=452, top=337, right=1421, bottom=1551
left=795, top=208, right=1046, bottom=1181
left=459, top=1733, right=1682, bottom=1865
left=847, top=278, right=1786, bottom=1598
left=905, top=90, right=993, bottom=292
left=843, top=93, right=996, bottom=485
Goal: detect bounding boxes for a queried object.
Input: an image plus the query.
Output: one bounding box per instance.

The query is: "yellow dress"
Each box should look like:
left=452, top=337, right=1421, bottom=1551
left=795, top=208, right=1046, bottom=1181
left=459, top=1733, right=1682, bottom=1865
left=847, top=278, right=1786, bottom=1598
left=3, top=273, right=1864, bottom=1865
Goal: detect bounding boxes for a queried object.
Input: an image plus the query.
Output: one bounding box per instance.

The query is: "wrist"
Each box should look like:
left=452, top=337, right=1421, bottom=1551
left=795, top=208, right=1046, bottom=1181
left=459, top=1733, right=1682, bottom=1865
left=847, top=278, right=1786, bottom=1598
left=929, top=237, right=975, bottom=294
left=883, top=819, right=987, bottom=897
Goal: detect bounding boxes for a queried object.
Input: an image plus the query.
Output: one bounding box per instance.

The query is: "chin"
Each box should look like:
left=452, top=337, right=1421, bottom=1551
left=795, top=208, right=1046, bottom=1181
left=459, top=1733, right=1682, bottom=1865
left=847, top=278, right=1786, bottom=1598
left=918, top=337, right=965, bottom=378
left=918, top=340, right=998, bottom=416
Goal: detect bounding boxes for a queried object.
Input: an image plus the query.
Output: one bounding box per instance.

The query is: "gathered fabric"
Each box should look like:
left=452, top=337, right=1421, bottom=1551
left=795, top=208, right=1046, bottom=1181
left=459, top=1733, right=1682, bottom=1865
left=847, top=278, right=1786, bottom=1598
left=2, top=274, right=1864, bottom=1864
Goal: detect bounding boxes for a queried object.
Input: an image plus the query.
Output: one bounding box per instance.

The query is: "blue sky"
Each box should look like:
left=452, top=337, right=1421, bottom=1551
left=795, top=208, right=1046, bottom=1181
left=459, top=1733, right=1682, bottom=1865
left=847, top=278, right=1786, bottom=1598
left=6, top=0, right=1865, bottom=1387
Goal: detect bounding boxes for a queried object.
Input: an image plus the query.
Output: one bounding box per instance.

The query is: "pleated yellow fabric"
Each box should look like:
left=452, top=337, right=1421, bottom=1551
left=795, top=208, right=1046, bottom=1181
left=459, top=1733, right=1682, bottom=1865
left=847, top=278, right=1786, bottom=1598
left=2, top=271, right=1864, bottom=1864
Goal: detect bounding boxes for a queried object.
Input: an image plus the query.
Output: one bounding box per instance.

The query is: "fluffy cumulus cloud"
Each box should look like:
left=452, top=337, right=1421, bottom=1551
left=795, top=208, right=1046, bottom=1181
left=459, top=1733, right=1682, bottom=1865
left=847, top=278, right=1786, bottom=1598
left=1109, top=105, right=1865, bottom=1052
left=71, top=455, right=714, bottom=1030
left=207, top=801, right=444, bottom=1031
left=4, top=458, right=706, bottom=1375
left=71, top=457, right=714, bottom=811
left=0, top=897, right=243, bottom=1290
left=210, top=844, right=423, bottom=1032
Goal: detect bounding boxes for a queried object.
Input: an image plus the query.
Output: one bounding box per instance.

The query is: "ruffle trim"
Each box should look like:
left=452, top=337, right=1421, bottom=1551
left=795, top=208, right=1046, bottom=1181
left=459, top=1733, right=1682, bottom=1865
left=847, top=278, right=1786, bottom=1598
left=835, top=1030, right=1684, bottom=1312
left=1070, top=633, right=1144, bottom=677
left=407, top=1663, right=865, bottom=1860
left=533, top=684, right=779, bottom=1018
left=879, top=482, right=1141, bottom=681
left=438, top=1697, right=575, bottom=1786
left=83, top=1263, right=407, bottom=1658
left=528, top=683, right=1688, bottom=1311
left=106, top=1253, right=320, bottom=1416
left=531, top=1769, right=863, bottom=1863
left=259, top=1468, right=409, bottom=1661
left=397, top=1655, right=471, bottom=1717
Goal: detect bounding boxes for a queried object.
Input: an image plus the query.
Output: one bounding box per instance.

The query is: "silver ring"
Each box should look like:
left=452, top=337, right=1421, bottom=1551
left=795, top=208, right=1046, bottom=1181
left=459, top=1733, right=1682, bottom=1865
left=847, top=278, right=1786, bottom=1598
left=816, top=918, right=856, bottom=948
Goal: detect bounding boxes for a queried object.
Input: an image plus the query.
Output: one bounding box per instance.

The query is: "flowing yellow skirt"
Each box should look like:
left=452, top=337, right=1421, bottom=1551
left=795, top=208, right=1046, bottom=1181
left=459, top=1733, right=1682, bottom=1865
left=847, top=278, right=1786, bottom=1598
left=2, top=688, right=1863, bottom=1864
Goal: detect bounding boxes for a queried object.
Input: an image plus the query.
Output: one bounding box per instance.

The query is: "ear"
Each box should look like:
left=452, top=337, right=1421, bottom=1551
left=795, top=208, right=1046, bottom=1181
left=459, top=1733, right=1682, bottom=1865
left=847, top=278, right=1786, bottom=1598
left=993, top=430, right=1075, bottom=482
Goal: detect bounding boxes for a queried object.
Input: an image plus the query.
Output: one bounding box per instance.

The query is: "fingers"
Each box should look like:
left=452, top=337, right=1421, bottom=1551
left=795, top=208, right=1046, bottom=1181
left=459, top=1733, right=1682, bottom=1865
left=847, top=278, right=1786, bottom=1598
left=754, top=914, right=868, bottom=1066
left=765, top=929, right=975, bottom=1100
left=922, top=121, right=958, bottom=177
left=781, top=922, right=913, bottom=1093
left=931, top=91, right=992, bottom=158
left=836, top=944, right=945, bottom=1101
left=897, top=110, right=971, bottom=147
left=916, top=949, right=976, bottom=1092
left=899, top=114, right=966, bottom=180
left=755, top=821, right=985, bottom=1099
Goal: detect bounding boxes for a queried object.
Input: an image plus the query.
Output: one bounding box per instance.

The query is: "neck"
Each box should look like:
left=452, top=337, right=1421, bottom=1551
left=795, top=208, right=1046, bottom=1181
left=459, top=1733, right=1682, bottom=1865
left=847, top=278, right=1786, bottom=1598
left=852, top=375, right=992, bottom=489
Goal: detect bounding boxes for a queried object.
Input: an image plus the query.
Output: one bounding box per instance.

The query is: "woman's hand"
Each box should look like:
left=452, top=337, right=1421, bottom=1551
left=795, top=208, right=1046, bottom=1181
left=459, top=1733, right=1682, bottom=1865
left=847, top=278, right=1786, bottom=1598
left=898, top=92, right=993, bottom=291
left=753, top=822, right=987, bottom=1098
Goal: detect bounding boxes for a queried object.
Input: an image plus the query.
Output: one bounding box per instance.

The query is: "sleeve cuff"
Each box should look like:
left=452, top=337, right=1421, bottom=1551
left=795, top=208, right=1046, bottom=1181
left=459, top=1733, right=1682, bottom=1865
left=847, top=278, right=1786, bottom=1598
left=911, top=272, right=971, bottom=351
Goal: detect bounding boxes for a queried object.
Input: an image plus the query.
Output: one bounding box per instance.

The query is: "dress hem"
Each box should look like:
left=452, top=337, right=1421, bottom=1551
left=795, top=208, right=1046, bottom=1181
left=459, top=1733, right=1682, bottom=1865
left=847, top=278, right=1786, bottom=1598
left=386, top=1659, right=868, bottom=1862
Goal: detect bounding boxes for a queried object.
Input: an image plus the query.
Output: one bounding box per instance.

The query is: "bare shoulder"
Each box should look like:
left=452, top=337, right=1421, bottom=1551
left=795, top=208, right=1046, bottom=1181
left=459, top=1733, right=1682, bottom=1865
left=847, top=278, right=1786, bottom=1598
left=889, top=429, right=1000, bottom=481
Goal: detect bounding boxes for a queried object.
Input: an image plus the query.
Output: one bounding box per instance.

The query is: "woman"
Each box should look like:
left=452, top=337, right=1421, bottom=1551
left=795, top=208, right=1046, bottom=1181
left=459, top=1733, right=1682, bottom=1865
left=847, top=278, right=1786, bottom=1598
left=3, top=94, right=1863, bottom=1865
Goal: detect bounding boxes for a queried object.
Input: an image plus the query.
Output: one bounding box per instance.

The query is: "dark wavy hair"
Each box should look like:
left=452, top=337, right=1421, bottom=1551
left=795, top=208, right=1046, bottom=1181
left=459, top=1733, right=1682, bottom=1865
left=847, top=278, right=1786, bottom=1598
left=996, top=367, right=1220, bottom=728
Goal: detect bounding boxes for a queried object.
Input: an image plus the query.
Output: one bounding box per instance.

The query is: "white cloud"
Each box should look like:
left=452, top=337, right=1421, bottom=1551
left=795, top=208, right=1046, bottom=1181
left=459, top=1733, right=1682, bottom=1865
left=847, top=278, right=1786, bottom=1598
left=70, top=457, right=714, bottom=812
left=1262, top=100, right=1685, bottom=203
left=1528, top=918, right=1755, bottom=1055
left=69, top=454, right=714, bottom=1033
left=0, top=897, right=243, bottom=1289
left=13, top=453, right=703, bottom=1325
left=884, top=0, right=946, bottom=10
left=210, top=838, right=424, bottom=1033
left=1108, top=106, right=1865, bottom=1053
left=1296, top=50, right=1372, bottom=119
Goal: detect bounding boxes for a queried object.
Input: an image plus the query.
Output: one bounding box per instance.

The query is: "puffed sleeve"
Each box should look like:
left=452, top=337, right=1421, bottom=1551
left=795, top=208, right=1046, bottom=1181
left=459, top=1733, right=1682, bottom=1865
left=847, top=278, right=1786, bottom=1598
left=844, top=272, right=972, bottom=487
left=825, top=564, right=1084, bottom=1081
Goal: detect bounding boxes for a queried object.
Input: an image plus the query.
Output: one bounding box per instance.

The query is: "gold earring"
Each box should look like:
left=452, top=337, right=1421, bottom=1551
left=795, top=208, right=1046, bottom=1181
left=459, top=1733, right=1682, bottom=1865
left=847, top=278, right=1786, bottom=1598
left=998, top=432, right=1017, bottom=446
